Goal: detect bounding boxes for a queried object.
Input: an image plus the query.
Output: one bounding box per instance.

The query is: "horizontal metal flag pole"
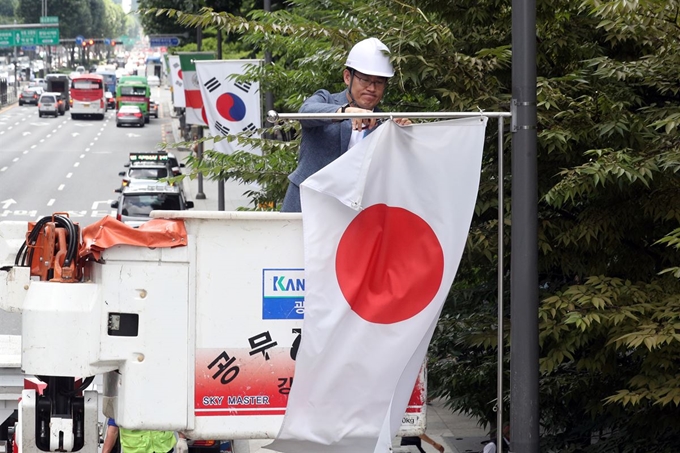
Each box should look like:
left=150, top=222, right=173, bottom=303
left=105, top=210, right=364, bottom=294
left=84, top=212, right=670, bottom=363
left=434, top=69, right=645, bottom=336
left=266, top=110, right=511, bottom=123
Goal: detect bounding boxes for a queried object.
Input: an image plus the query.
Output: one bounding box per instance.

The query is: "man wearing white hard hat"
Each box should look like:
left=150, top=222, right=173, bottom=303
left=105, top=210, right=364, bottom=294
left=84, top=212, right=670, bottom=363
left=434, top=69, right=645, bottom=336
left=281, top=37, right=411, bottom=212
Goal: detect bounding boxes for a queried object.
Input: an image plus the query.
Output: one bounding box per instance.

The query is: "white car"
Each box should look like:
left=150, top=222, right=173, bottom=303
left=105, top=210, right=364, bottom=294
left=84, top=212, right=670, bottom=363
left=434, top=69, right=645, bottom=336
left=147, top=75, right=160, bottom=87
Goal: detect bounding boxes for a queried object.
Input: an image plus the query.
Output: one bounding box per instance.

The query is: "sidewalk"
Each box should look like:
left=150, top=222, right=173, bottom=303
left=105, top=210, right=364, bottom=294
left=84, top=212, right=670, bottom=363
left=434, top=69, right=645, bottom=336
left=421, top=399, right=490, bottom=453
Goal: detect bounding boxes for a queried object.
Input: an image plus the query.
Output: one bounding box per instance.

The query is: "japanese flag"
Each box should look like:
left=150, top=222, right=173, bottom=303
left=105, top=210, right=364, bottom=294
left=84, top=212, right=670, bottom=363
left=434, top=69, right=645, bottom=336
left=195, top=59, right=262, bottom=155
left=168, top=55, right=185, bottom=108
left=267, top=118, right=487, bottom=453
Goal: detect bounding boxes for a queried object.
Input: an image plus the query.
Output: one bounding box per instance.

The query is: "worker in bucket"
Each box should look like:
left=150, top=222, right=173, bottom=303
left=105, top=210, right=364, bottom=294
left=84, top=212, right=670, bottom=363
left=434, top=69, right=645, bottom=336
left=281, top=37, right=411, bottom=212
left=102, top=417, right=188, bottom=453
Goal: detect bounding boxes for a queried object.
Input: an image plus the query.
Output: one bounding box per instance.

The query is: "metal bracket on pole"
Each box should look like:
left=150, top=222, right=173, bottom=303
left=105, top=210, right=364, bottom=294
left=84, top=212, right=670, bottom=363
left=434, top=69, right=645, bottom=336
left=510, top=99, right=537, bottom=133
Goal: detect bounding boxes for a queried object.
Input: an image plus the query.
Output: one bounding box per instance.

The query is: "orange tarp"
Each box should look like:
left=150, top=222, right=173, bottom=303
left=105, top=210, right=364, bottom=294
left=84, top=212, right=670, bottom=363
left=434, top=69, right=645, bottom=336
left=80, top=216, right=188, bottom=260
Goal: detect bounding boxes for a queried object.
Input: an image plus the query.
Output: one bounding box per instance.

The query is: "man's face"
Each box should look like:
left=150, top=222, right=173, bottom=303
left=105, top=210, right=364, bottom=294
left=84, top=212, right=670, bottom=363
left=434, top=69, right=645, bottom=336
left=344, top=69, right=388, bottom=110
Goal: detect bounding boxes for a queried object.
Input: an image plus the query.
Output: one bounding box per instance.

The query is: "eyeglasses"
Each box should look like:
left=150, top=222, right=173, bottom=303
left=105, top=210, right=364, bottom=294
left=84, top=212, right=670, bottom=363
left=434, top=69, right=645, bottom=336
left=353, top=73, right=388, bottom=89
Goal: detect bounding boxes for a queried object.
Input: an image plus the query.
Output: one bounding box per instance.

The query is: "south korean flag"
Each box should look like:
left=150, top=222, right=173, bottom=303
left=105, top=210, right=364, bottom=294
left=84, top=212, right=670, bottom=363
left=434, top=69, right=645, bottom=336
left=168, top=55, right=185, bottom=108
left=195, top=60, right=263, bottom=155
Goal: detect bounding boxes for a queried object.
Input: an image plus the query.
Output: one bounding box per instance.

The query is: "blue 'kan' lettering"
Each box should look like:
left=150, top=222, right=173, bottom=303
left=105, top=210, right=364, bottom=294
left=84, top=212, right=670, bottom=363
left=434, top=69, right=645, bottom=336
left=273, top=276, right=305, bottom=292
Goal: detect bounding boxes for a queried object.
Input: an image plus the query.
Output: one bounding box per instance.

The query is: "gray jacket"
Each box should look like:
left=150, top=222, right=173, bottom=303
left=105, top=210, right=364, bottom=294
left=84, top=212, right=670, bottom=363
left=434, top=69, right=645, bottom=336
left=282, top=89, right=380, bottom=211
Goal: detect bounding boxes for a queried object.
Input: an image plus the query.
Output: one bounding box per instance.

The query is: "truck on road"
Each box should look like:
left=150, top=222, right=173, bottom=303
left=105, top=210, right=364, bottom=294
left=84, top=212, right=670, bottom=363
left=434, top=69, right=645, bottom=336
left=45, top=74, right=70, bottom=111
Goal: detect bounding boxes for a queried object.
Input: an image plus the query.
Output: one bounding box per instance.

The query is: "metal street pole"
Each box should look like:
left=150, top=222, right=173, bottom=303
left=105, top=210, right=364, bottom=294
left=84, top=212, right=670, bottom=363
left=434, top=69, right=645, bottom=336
left=195, top=26, right=206, bottom=200
left=510, top=0, right=539, bottom=451
left=264, top=0, right=274, bottom=113
left=216, top=28, right=225, bottom=211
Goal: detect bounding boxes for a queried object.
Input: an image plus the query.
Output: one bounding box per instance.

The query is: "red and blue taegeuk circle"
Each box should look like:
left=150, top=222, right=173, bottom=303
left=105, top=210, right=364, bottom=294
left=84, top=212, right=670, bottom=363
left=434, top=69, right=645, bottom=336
left=215, top=92, right=247, bottom=122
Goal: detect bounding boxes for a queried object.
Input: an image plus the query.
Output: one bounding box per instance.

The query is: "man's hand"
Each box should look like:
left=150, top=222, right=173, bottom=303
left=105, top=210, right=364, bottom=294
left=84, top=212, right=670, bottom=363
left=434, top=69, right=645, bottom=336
left=394, top=118, right=412, bottom=126
left=337, top=106, right=381, bottom=131
left=176, top=438, right=188, bottom=453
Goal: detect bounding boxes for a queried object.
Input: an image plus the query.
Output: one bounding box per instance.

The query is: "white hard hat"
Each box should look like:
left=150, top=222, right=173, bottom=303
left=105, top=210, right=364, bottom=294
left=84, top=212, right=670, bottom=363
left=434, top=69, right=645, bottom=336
left=345, top=37, right=394, bottom=78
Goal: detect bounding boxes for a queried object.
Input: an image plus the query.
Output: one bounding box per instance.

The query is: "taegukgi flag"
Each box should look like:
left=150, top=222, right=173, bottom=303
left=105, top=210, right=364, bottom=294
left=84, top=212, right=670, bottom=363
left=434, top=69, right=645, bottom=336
left=168, top=55, right=185, bottom=108
left=195, top=59, right=262, bottom=154
left=177, top=52, right=214, bottom=125
left=267, top=118, right=488, bottom=453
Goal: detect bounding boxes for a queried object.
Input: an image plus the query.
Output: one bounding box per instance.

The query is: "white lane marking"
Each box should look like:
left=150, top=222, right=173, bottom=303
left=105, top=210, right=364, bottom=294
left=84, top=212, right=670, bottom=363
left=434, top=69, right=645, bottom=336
left=0, top=131, right=4, bottom=134
left=8, top=126, right=12, bottom=130
left=40, top=139, right=44, bottom=143
left=93, top=137, right=98, bottom=141
left=23, top=150, right=28, bottom=154
left=58, top=184, right=65, bottom=191
left=52, top=129, right=57, bottom=133
left=80, top=154, right=85, bottom=158
left=85, top=148, right=90, bottom=152
left=91, top=200, right=114, bottom=209
left=0, top=167, right=7, bottom=172
left=90, top=142, right=94, bottom=146
left=31, top=145, right=36, bottom=149
left=47, top=199, right=55, bottom=206
left=47, top=134, right=51, bottom=138
left=73, top=162, right=80, bottom=167
left=97, top=132, right=102, bottom=136
left=66, top=173, right=73, bottom=178
left=12, top=157, right=18, bottom=162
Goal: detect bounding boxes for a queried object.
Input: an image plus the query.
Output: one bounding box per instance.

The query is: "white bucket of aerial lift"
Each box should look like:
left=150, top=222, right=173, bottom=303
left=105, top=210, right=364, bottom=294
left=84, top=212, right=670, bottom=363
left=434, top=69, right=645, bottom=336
left=0, top=212, right=305, bottom=439
left=0, top=211, right=426, bottom=441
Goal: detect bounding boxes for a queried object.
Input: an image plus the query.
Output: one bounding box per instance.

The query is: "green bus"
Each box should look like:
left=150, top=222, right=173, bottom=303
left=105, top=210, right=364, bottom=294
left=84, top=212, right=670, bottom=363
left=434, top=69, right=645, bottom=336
left=116, top=80, right=151, bottom=123
left=119, top=75, right=148, bottom=85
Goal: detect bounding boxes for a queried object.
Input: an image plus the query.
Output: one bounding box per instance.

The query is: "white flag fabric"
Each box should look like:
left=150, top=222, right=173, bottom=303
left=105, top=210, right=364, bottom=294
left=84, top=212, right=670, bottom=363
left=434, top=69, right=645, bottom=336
left=267, top=118, right=487, bottom=453
left=195, top=59, right=262, bottom=155
left=168, top=55, right=185, bottom=108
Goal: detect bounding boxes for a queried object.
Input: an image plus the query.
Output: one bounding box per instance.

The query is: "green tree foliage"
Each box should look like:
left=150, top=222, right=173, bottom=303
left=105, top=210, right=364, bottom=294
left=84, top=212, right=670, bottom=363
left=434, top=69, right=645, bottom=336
left=0, top=0, right=17, bottom=24
left=137, top=0, right=199, bottom=41
left=17, top=0, right=92, bottom=38
left=15, top=0, right=126, bottom=39
left=104, top=0, right=129, bottom=39
left=153, top=0, right=680, bottom=449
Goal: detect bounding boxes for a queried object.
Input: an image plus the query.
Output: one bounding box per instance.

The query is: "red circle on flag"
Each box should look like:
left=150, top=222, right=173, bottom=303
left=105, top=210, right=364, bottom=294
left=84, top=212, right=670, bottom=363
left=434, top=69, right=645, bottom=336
left=201, top=107, right=207, bottom=125
left=178, top=69, right=183, bottom=80
left=335, top=204, right=444, bottom=324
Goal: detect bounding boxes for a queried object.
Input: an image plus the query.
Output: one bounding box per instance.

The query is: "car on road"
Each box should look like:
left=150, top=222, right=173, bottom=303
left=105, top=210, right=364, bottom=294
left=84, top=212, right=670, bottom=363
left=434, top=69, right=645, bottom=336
left=149, top=99, right=159, bottom=118
left=111, top=184, right=194, bottom=228
left=37, top=93, right=60, bottom=117
left=18, top=87, right=43, bottom=106
left=39, top=91, right=66, bottom=116
left=117, top=152, right=182, bottom=190
left=116, top=105, right=145, bottom=128
left=147, top=75, right=160, bottom=87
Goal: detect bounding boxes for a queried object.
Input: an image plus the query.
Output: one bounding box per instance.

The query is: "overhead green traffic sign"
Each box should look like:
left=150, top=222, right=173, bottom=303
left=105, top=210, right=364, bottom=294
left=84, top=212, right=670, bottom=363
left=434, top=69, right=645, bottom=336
left=0, top=28, right=59, bottom=47
left=39, top=16, right=59, bottom=24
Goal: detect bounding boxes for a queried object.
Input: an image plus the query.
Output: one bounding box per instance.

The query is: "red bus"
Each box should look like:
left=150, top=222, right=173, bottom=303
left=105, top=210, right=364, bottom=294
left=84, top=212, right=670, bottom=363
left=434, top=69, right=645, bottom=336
left=70, top=74, right=106, bottom=120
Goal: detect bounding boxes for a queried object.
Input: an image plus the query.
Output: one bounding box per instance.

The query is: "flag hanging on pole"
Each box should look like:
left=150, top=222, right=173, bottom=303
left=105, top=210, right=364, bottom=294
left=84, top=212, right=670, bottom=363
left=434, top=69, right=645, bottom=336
left=168, top=55, right=185, bottom=108
left=177, top=52, right=214, bottom=125
left=195, top=59, right=262, bottom=154
left=267, top=118, right=488, bottom=453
